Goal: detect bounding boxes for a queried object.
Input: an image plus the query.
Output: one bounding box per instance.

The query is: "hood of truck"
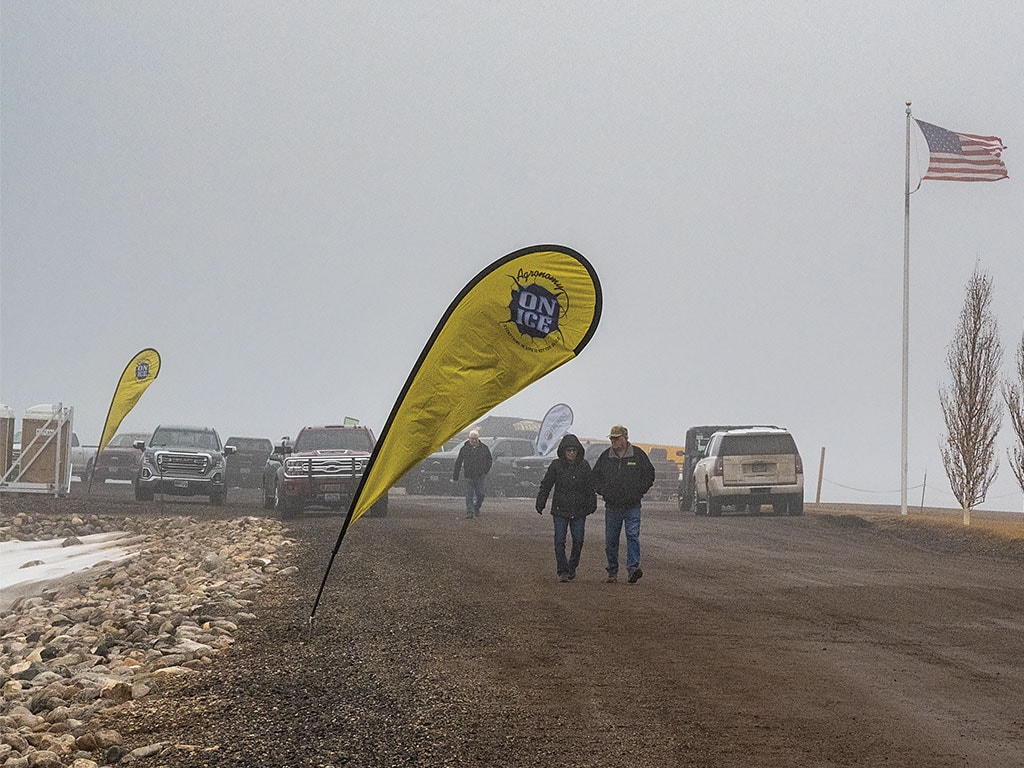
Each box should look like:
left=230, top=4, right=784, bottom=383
left=291, top=448, right=370, bottom=458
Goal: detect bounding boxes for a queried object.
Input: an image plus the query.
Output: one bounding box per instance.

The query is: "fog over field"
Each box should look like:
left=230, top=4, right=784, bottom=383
left=2, top=2, right=1022, bottom=512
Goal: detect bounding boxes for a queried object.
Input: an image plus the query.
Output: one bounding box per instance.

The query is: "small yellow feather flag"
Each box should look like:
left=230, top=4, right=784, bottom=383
left=97, top=348, right=161, bottom=453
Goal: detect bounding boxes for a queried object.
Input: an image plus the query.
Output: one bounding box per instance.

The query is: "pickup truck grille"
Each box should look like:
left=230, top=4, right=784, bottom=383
left=156, top=451, right=211, bottom=476
left=285, top=456, right=368, bottom=478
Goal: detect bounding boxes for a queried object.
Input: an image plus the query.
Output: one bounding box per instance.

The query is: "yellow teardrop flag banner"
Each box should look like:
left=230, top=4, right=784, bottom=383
left=98, top=348, right=161, bottom=452
left=310, top=245, right=601, bottom=623
left=357, top=244, right=600, bottom=522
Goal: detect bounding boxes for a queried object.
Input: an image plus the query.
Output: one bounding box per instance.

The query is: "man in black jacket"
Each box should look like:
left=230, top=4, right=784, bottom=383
left=535, top=433, right=597, bottom=582
left=453, top=430, right=493, bottom=518
left=591, top=425, right=655, bottom=584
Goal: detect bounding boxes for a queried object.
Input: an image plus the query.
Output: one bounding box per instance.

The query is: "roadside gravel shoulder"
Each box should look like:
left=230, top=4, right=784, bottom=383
left=3, top=492, right=1022, bottom=768
left=1, top=507, right=296, bottom=768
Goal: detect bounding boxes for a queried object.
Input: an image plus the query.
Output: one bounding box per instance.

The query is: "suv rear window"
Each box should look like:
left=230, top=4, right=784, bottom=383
left=719, top=434, right=797, bottom=456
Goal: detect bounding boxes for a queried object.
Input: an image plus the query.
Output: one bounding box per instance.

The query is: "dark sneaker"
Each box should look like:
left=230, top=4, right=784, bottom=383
left=558, top=573, right=570, bottom=582
left=628, top=568, right=644, bottom=584
left=567, top=569, right=576, bottom=581
left=605, top=572, right=617, bottom=583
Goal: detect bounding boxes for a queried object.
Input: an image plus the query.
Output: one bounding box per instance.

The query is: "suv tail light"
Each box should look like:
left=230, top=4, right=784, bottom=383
left=713, top=457, right=724, bottom=477
left=795, top=454, right=803, bottom=474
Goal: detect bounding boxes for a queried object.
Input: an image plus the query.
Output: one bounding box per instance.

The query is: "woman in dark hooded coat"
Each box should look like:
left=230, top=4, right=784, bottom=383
left=535, top=433, right=598, bottom=582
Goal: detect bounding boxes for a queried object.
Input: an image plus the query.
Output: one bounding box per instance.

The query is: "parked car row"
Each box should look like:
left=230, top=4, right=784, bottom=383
left=97, top=420, right=382, bottom=518
left=108, top=416, right=805, bottom=519
left=87, top=431, right=274, bottom=488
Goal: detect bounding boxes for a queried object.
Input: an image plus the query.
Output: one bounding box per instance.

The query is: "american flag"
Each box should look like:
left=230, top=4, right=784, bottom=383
left=915, top=119, right=1008, bottom=182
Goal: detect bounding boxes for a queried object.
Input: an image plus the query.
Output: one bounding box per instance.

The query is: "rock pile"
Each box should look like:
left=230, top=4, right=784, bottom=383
left=1, top=514, right=135, bottom=543
left=0, top=512, right=295, bottom=768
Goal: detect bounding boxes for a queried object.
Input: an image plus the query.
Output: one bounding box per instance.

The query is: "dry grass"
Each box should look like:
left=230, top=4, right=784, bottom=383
left=809, top=502, right=1024, bottom=542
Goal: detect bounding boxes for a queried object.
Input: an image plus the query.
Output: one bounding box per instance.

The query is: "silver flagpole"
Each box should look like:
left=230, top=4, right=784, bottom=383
left=901, top=102, right=912, bottom=516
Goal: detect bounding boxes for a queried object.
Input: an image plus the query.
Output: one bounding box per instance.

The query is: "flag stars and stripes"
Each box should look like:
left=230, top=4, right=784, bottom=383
left=915, top=119, right=1008, bottom=182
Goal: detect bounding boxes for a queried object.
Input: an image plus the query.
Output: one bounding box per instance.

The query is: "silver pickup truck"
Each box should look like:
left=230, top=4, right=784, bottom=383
left=133, top=424, right=235, bottom=505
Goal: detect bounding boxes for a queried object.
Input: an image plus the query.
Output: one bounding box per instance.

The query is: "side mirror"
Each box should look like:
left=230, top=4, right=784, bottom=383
left=224, top=445, right=237, bottom=455
left=133, top=440, right=146, bottom=450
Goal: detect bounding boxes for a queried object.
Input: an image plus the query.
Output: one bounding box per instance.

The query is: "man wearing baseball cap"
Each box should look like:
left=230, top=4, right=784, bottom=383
left=591, top=424, right=656, bottom=583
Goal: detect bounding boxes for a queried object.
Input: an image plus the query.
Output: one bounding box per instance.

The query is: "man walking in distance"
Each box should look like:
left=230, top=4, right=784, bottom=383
left=453, top=430, right=492, bottom=519
left=592, top=425, right=655, bottom=583
left=535, top=433, right=597, bottom=582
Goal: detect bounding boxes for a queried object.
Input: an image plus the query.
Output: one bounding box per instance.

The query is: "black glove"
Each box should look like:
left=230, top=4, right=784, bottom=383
left=536, top=505, right=544, bottom=515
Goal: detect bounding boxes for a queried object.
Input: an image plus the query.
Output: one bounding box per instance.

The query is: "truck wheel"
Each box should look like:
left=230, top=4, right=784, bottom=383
left=134, top=482, right=153, bottom=502
left=275, top=484, right=299, bottom=519
left=707, top=494, right=723, bottom=517
left=262, top=481, right=275, bottom=511
left=787, top=496, right=804, bottom=516
left=689, top=490, right=706, bottom=516
left=210, top=490, right=226, bottom=506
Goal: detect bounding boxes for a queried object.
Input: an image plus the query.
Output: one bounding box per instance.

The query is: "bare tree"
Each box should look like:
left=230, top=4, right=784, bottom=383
left=939, top=265, right=1003, bottom=525
left=1003, top=330, right=1024, bottom=494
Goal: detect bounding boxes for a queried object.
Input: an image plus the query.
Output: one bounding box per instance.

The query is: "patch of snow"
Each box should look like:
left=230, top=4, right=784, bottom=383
left=0, top=532, right=136, bottom=602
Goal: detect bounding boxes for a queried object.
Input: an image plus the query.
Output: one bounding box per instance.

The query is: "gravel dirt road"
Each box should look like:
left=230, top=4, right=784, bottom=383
left=8, top=484, right=1024, bottom=767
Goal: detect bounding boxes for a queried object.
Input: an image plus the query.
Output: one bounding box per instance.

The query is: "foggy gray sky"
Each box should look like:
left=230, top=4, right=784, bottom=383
left=2, top=2, right=1022, bottom=511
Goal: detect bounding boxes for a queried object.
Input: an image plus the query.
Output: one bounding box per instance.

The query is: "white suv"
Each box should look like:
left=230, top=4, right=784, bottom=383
left=691, top=427, right=804, bottom=516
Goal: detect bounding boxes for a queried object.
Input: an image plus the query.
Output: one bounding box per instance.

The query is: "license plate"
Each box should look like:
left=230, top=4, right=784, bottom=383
left=429, top=475, right=439, bottom=482
left=324, top=493, right=341, bottom=502
left=173, top=479, right=189, bottom=488
left=751, top=463, right=767, bottom=473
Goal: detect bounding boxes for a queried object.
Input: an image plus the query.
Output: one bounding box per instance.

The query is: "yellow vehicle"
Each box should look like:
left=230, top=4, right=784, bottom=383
left=631, top=442, right=686, bottom=471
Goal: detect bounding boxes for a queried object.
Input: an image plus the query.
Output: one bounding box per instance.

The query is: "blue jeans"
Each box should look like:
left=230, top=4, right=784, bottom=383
left=605, top=505, right=641, bottom=574
left=553, top=515, right=586, bottom=575
left=464, top=476, right=485, bottom=515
